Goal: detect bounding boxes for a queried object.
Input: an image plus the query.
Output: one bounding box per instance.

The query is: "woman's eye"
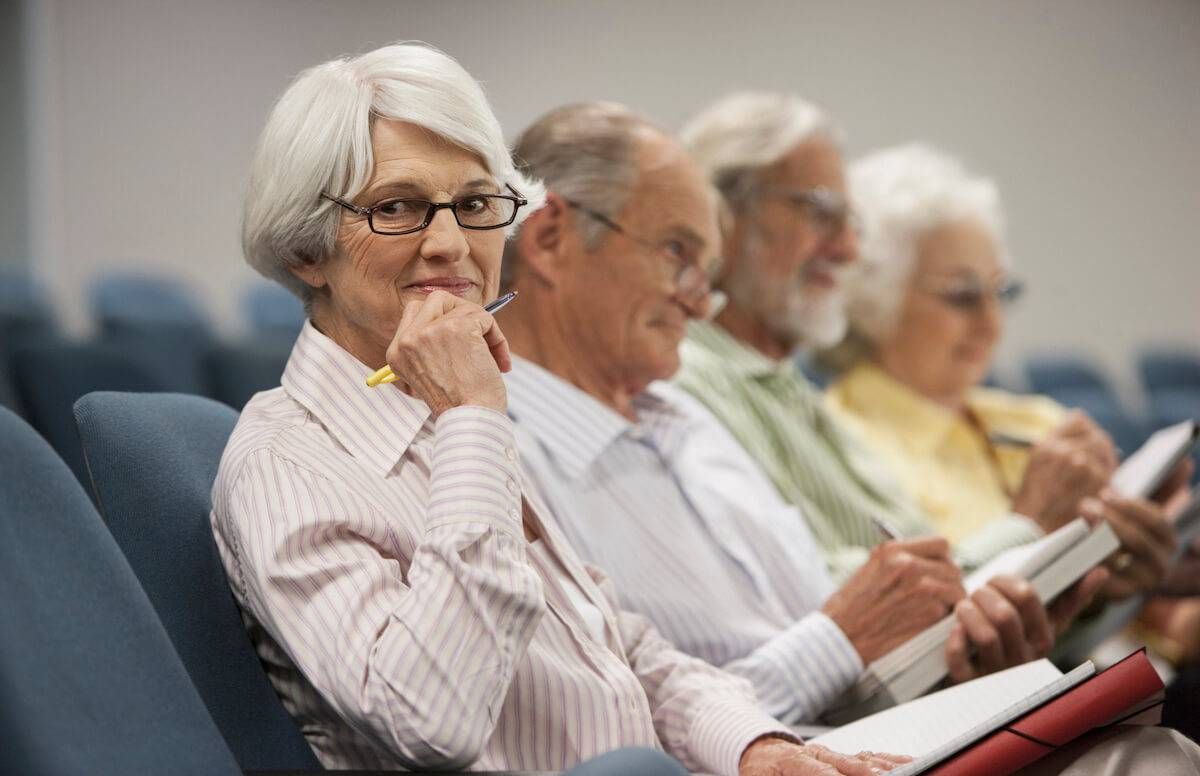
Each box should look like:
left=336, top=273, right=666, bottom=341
left=458, top=196, right=488, bottom=214
left=376, top=200, right=418, bottom=217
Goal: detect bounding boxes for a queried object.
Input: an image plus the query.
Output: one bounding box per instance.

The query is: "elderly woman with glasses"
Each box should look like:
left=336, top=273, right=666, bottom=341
left=825, top=144, right=1188, bottom=604
left=213, top=42, right=907, bottom=776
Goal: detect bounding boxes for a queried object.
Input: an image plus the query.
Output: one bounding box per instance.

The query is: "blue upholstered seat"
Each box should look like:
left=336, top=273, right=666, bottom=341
left=0, top=404, right=242, bottom=775
left=73, top=391, right=322, bottom=770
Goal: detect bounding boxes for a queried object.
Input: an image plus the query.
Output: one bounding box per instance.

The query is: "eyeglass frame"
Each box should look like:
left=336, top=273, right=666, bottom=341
left=754, top=185, right=861, bottom=238
left=320, top=184, right=528, bottom=236
left=917, top=276, right=1025, bottom=312
left=561, top=197, right=723, bottom=310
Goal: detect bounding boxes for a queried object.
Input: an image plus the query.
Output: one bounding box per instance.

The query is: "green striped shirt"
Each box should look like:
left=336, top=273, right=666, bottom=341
left=676, top=321, right=1042, bottom=582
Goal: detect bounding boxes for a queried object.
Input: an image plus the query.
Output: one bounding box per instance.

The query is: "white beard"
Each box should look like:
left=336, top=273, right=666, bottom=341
left=725, top=262, right=849, bottom=352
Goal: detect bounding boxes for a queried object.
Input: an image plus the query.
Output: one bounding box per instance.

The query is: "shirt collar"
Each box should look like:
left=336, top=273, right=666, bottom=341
left=685, top=320, right=786, bottom=378
left=836, top=362, right=957, bottom=454
left=505, top=356, right=681, bottom=481
left=281, top=321, right=432, bottom=477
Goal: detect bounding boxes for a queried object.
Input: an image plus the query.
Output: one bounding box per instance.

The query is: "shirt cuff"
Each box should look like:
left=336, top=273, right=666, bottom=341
left=954, top=512, right=1045, bottom=571
left=734, top=611, right=863, bottom=724
left=427, top=406, right=523, bottom=538
left=688, top=701, right=798, bottom=776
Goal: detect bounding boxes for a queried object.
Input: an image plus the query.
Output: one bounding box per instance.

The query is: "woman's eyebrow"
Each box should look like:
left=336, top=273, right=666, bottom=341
left=457, top=178, right=501, bottom=195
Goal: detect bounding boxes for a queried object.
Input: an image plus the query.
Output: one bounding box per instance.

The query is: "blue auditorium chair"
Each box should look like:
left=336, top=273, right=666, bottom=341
left=11, top=340, right=168, bottom=484
left=245, top=281, right=305, bottom=342
left=1024, top=355, right=1148, bottom=453
left=73, top=392, right=321, bottom=770
left=90, top=272, right=215, bottom=392
left=0, top=404, right=242, bottom=776
left=90, top=271, right=211, bottom=334
left=0, top=269, right=59, bottom=417
left=206, top=340, right=292, bottom=410
left=1024, top=354, right=1111, bottom=396
left=1139, top=349, right=1200, bottom=395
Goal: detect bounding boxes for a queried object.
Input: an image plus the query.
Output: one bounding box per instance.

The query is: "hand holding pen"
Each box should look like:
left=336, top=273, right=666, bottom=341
left=364, top=289, right=517, bottom=417
left=367, top=290, right=518, bottom=388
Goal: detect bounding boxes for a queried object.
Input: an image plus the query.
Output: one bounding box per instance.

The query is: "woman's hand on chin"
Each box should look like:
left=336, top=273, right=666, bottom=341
left=384, top=290, right=511, bottom=416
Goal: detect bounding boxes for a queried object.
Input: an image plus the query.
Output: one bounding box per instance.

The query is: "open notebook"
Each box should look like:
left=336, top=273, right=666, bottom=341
left=811, top=651, right=1163, bottom=776
left=823, top=419, right=1197, bottom=725
left=812, top=660, right=1089, bottom=772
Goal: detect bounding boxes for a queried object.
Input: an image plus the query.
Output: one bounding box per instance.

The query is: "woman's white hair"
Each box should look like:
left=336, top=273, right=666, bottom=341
left=242, top=41, right=545, bottom=299
left=680, top=92, right=838, bottom=206
left=845, top=143, right=1009, bottom=345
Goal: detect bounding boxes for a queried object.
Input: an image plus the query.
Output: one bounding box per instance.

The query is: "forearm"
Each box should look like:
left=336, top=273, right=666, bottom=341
left=616, top=605, right=790, bottom=776
left=721, top=611, right=863, bottom=724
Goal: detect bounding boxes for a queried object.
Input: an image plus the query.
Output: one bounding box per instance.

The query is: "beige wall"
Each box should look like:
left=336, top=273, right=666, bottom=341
left=25, top=0, right=1200, bottom=402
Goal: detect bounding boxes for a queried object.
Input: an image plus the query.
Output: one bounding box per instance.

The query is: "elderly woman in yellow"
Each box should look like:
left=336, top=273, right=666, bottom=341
left=826, top=144, right=1187, bottom=604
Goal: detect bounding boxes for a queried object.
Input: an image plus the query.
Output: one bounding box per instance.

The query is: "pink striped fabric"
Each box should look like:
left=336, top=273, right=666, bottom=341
left=210, top=321, right=789, bottom=774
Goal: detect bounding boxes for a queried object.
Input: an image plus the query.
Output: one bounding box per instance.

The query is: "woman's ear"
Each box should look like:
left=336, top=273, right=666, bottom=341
left=513, top=193, right=572, bottom=287
left=288, top=258, right=328, bottom=290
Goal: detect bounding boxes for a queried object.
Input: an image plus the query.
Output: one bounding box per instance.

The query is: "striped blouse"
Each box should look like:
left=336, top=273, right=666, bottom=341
left=675, top=321, right=1042, bottom=582
left=210, top=321, right=788, bottom=774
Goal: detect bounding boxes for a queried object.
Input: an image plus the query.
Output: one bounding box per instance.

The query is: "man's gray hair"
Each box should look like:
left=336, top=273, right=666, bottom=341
left=844, top=143, right=1008, bottom=345
left=503, top=102, right=660, bottom=286
left=680, top=92, right=838, bottom=207
left=242, top=41, right=545, bottom=300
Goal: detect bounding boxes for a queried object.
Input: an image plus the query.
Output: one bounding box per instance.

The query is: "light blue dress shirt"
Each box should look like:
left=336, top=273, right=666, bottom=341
left=505, top=357, right=863, bottom=723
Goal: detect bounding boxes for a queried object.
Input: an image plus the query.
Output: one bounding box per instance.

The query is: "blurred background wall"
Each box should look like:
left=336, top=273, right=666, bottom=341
left=12, top=0, right=1200, bottom=400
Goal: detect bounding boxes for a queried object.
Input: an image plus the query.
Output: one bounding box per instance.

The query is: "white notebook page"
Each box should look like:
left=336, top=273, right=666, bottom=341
left=810, top=659, right=1066, bottom=758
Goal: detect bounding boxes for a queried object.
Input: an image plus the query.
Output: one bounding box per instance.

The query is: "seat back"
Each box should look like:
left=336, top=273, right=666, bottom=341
left=244, top=282, right=305, bottom=342
left=1139, top=350, right=1200, bottom=394
left=11, top=339, right=167, bottom=483
left=90, top=272, right=211, bottom=334
left=73, top=391, right=321, bottom=770
left=0, top=405, right=240, bottom=776
left=207, top=340, right=292, bottom=410
left=1025, top=354, right=1111, bottom=396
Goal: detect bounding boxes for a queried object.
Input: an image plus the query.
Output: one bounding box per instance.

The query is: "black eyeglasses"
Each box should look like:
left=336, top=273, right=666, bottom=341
left=919, top=277, right=1025, bottom=311
left=321, top=184, right=527, bottom=236
left=562, top=198, right=726, bottom=317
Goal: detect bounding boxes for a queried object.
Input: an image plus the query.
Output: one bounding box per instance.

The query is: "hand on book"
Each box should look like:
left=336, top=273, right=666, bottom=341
left=739, top=736, right=910, bottom=775
left=944, top=568, right=1107, bottom=683
left=822, top=537, right=965, bottom=664
left=1011, top=411, right=1117, bottom=534
left=1083, top=490, right=1177, bottom=600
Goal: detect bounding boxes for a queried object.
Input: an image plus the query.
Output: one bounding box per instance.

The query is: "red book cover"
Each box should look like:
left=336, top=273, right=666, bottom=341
left=926, top=651, right=1163, bottom=776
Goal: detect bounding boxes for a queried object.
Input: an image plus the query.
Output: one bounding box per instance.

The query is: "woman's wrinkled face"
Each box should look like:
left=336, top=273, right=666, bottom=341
left=294, top=119, right=506, bottom=362
left=875, top=218, right=1006, bottom=404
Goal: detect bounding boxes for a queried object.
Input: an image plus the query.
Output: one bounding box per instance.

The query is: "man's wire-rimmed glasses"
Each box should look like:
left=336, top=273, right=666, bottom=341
left=563, top=198, right=726, bottom=318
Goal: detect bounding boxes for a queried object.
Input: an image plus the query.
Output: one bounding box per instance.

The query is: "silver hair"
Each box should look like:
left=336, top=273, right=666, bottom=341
left=680, top=91, right=838, bottom=209
left=503, top=102, right=660, bottom=287
left=242, top=41, right=545, bottom=300
left=844, top=143, right=1008, bottom=345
